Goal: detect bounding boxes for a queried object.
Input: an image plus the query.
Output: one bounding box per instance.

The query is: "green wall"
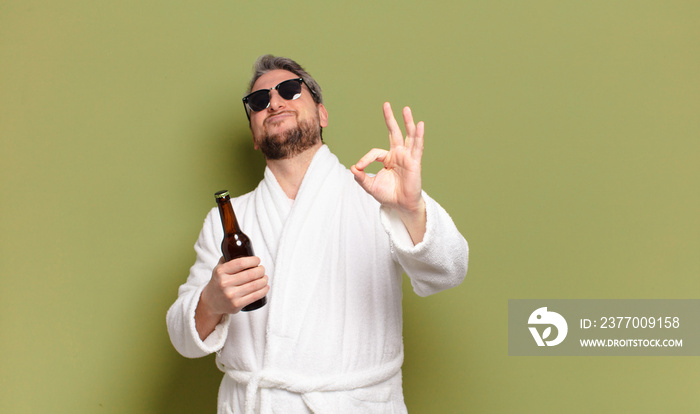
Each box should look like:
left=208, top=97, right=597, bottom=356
left=2, top=1, right=699, bottom=412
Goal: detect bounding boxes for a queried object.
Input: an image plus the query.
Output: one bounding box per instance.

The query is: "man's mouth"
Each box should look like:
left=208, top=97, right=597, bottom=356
left=264, top=111, right=296, bottom=125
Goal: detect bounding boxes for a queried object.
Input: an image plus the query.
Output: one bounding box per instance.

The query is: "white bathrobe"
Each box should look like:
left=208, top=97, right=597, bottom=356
left=167, top=145, right=468, bottom=413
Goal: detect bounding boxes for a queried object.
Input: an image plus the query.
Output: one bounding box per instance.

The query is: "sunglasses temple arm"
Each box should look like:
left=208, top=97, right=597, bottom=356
left=242, top=100, right=251, bottom=123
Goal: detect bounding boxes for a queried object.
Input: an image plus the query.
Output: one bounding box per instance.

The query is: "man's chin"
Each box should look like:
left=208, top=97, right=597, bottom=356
left=263, top=120, right=301, bottom=143
left=264, top=121, right=293, bottom=136
left=257, top=120, right=322, bottom=160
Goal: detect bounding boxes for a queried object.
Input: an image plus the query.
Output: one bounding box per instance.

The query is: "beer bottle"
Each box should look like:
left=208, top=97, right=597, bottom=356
left=215, top=190, right=267, bottom=312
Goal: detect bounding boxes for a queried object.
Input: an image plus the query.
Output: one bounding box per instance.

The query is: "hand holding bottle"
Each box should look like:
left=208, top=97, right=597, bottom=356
left=195, top=256, right=269, bottom=340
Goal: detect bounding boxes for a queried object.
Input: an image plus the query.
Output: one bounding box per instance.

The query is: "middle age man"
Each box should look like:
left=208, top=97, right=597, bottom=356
left=167, top=55, right=469, bottom=413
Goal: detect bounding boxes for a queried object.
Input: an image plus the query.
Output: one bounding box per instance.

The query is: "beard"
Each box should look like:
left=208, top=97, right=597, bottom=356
left=257, top=114, right=323, bottom=160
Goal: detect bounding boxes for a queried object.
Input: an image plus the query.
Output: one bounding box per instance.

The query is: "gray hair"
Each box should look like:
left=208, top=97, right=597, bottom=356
left=247, top=55, right=323, bottom=104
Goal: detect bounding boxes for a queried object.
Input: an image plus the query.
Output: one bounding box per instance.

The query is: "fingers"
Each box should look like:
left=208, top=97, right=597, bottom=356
left=352, top=147, right=388, bottom=192
left=383, top=102, right=403, bottom=149
left=226, top=268, right=268, bottom=311
left=238, top=280, right=270, bottom=304
left=350, top=164, right=373, bottom=194
left=403, top=106, right=416, bottom=149
left=231, top=265, right=266, bottom=288
left=232, top=272, right=269, bottom=298
left=354, top=148, right=388, bottom=171
left=218, top=255, right=261, bottom=275
left=208, top=256, right=269, bottom=313
left=413, top=120, right=425, bottom=159
left=383, top=103, right=424, bottom=155
left=215, top=256, right=264, bottom=285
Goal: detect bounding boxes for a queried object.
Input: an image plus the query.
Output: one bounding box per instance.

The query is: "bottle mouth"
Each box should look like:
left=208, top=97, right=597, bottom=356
left=215, top=190, right=230, bottom=199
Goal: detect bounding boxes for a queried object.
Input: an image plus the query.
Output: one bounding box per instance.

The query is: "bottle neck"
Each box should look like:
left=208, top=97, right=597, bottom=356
left=216, top=195, right=240, bottom=236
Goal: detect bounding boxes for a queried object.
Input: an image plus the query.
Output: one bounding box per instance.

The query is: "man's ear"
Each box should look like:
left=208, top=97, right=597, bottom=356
left=318, top=104, right=328, bottom=128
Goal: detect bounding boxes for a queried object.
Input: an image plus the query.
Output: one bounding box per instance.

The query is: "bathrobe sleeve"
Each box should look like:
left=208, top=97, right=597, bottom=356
left=379, top=191, right=469, bottom=297
left=166, top=208, right=231, bottom=358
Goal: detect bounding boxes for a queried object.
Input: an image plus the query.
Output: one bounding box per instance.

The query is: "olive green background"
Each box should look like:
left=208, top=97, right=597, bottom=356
left=2, top=1, right=699, bottom=413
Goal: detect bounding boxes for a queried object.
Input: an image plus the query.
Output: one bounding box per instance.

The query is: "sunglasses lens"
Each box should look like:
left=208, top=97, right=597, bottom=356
left=278, top=79, right=303, bottom=100
left=246, top=90, right=270, bottom=112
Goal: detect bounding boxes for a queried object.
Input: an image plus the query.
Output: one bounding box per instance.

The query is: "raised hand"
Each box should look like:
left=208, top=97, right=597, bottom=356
left=350, top=102, right=427, bottom=243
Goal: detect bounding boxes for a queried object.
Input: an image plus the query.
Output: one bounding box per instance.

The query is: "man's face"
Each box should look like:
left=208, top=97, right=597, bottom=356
left=248, top=69, right=328, bottom=160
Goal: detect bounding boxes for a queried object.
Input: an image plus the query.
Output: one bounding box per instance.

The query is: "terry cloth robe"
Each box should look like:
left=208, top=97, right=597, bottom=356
left=167, top=145, right=469, bottom=414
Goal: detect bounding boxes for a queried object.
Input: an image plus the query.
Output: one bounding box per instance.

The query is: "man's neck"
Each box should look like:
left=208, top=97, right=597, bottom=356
left=265, top=141, right=323, bottom=200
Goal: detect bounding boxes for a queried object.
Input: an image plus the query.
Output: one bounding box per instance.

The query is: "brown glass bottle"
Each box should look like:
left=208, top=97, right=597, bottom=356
left=215, top=190, right=267, bottom=312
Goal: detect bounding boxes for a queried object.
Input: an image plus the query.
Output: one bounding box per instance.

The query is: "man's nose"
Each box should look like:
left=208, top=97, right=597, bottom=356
left=268, top=90, right=286, bottom=111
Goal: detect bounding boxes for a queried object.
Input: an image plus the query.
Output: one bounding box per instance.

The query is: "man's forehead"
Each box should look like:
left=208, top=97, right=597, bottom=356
left=252, top=69, right=299, bottom=91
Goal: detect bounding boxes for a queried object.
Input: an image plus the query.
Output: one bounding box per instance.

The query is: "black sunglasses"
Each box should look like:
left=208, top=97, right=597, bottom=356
left=242, top=78, right=315, bottom=120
